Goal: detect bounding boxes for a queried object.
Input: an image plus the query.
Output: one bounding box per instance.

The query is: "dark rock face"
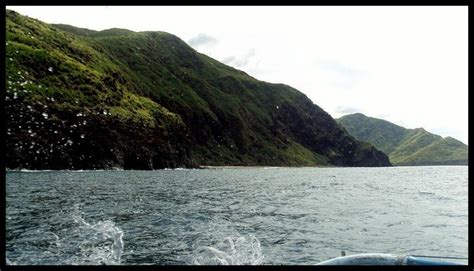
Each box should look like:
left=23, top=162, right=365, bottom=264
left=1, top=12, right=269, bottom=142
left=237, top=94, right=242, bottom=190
left=5, top=94, right=194, bottom=170
left=345, top=145, right=392, bottom=167
left=270, top=97, right=391, bottom=167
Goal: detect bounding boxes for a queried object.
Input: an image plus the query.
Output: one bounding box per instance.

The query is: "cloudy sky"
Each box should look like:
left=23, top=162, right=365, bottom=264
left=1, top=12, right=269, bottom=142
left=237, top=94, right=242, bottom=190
left=8, top=6, right=468, bottom=144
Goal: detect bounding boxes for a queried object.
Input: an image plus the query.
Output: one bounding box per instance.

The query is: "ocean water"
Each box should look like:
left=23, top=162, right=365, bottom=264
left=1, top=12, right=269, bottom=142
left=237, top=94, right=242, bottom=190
left=6, top=166, right=468, bottom=265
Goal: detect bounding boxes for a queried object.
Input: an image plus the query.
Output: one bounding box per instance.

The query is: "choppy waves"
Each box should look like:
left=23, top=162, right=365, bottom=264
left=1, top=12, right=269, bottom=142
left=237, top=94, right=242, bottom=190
left=6, top=204, right=124, bottom=265
left=6, top=166, right=468, bottom=265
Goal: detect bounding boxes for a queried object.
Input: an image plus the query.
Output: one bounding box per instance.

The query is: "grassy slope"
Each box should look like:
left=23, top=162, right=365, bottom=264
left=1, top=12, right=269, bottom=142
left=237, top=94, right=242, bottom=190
left=83, top=29, right=325, bottom=166
left=335, top=113, right=406, bottom=154
left=394, top=137, right=468, bottom=166
left=337, top=113, right=468, bottom=166
left=56, top=24, right=325, bottom=166
left=76, top=27, right=389, bottom=166
left=5, top=10, right=391, bottom=168
left=5, top=10, right=190, bottom=169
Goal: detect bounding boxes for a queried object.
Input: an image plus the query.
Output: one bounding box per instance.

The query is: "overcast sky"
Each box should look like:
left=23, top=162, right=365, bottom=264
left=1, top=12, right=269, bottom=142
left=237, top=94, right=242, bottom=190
left=8, top=6, right=468, bottom=144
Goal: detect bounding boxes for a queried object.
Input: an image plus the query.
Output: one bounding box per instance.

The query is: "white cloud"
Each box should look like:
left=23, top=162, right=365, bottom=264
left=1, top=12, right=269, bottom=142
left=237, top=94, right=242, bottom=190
left=222, top=48, right=256, bottom=68
left=334, top=106, right=363, bottom=116
left=187, top=33, right=218, bottom=47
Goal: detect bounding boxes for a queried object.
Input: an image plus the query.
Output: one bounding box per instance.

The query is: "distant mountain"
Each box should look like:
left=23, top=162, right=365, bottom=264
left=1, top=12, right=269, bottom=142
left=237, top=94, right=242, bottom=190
left=5, top=10, right=391, bottom=169
left=336, top=113, right=468, bottom=166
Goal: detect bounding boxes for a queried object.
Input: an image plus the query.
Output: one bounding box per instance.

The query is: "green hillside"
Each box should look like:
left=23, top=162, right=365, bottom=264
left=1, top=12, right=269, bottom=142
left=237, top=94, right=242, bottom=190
left=337, top=113, right=468, bottom=166
left=5, top=10, right=391, bottom=169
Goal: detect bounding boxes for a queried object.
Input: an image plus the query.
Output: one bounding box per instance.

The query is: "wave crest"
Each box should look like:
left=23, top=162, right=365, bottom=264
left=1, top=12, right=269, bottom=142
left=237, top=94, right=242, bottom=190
left=192, top=234, right=264, bottom=265
left=68, top=204, right=124, bottom=265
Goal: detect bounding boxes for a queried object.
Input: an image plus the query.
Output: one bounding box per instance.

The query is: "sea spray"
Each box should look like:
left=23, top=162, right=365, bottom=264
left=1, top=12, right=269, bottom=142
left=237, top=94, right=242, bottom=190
left=70, top=204, right=124, bottom=265
left=192, top=234, right=264, bottom=265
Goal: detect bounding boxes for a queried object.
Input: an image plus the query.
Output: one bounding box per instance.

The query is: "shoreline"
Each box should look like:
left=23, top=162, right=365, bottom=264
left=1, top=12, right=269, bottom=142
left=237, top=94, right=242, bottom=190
left=198, top=165, right=333, bottom=169
left=5, top=164, right=466, bottom=172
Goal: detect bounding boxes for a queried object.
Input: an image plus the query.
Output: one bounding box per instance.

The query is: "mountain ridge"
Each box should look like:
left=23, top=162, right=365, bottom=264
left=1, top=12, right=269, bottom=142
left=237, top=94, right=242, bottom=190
left=336, top=113, right=467, bottom=166
left=5, top=9, right=391, bottom=169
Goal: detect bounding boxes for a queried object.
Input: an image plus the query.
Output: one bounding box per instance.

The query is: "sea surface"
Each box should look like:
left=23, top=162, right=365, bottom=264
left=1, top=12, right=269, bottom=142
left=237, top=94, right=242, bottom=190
left=6, top=166, right=468, bottom=265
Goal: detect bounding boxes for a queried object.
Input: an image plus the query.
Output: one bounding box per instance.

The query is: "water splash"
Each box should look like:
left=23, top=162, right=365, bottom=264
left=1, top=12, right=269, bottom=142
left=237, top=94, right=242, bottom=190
left=192, top=234, right=264, bottom=265
left=69, top=204, right=124, bottom=265
left=6, top=257, right=17, bottom=265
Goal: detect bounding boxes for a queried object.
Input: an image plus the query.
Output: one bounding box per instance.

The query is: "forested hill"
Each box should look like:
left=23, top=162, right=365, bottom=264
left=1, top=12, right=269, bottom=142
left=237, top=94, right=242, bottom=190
left=5, top=10, right=391, bottom=169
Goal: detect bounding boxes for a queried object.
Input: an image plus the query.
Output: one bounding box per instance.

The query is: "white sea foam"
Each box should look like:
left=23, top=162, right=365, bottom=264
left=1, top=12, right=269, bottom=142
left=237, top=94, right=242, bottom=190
left=6, top=257, right=17, bottom=265
left=192, top=234, right=264, bottom=265
left=6, top=168, right=125, bottom=172
left=70, top=204, right=124, bottom=265
left=7, top=169, right=54, bottom=172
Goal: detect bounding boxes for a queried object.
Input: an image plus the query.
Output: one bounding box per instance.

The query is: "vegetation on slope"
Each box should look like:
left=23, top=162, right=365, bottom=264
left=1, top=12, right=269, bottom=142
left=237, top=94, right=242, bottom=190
left=337, top=113, right=468, bottom=166
left=5, top=10, right=191, bottom=169
left=5, top=10, right=391, bottom=169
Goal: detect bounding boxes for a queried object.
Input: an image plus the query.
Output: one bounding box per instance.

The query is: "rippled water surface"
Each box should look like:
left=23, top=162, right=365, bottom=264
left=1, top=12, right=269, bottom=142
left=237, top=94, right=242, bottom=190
left=6, top=166, right=468, bottom=265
